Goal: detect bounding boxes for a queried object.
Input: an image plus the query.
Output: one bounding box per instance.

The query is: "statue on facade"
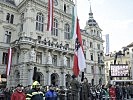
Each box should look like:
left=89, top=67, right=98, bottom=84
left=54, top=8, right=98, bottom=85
left=63, top=55, right=67, bottom=67
left=29, top=48, right=36, bottom=62
left=47, top=52, right=52, bottom=65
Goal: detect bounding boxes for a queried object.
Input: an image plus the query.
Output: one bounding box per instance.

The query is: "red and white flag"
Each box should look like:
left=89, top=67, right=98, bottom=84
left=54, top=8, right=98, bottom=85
left=47, top=0, right=53, bottom=31
left=72, top=17, right=86, bottom=77
left=6, top=47, right=12, bottom=76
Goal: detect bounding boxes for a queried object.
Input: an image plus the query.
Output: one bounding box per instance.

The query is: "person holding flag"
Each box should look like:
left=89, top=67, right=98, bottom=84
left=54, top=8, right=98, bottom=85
left=70, top=74, right=80, bottom=100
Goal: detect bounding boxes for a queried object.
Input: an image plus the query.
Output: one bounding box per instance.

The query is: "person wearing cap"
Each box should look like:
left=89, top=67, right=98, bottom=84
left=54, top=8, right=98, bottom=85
left=11, top=84, right=26, bottom=100
left=26, top=81, right=44, bottom=100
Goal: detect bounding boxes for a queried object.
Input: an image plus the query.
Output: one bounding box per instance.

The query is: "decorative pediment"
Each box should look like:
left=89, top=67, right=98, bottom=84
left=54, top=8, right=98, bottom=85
left=3, top=24, right=16, bottom=31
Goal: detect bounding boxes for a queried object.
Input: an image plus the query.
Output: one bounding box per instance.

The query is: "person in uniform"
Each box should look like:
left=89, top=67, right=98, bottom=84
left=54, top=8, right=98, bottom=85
left=81, top=78, right=89, bottom=100
left=26, top=81, right=44, bottom=100
left=70, top=75, right=80, bottom=100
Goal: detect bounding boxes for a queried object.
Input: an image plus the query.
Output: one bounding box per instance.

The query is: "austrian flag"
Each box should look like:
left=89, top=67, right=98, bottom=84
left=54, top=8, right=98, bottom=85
left=73, top=18, right=86, bottom=77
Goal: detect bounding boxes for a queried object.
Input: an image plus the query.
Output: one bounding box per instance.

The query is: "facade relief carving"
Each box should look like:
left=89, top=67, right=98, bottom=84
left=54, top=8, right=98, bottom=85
left=47, top=52, right=52, bottom=65
left=29, top=48, right=36, bottom=62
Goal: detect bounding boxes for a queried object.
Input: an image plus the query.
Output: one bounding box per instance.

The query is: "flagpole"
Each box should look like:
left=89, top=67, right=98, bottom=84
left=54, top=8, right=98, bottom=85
left=75, top=0, right=85, bottom=81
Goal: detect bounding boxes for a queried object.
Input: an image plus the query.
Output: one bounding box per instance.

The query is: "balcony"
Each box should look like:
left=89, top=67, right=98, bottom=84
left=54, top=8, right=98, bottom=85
left=12, top=36, right=74, bottom=54
left=98, top=60, right=104, bottom=66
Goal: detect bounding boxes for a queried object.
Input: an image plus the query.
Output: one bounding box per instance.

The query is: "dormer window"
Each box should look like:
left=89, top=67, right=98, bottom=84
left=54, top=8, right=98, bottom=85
left=64, top=4, right=66, bottom=13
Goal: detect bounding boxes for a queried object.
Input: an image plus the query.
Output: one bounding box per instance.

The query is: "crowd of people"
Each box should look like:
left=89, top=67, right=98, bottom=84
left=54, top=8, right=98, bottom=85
left=0, top=75, right=133, bottom=100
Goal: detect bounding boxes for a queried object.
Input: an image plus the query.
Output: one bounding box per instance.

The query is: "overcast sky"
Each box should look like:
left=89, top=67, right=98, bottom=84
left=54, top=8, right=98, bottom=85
left=77, top=0, right=133, bottom=52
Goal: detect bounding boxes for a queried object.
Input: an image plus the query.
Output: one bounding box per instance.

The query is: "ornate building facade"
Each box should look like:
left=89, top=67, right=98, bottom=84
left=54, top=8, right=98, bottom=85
left=0, top=0, right=104, bottom=87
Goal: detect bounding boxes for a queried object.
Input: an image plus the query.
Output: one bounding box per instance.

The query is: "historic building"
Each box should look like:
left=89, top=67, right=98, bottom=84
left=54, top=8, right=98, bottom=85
left=0, top=0, right=104, bottom=87
left=104, top=47, right=132, bottom=84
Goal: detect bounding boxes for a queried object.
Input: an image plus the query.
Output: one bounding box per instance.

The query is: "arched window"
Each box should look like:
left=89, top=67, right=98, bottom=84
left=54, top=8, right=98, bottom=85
left=36, top=13, right=44, bottom=32
left=64, top=23, right=70, bottom=39
left=10, top=15, right=14, bottom=24
left=6, top=13, right=10, bottom=23
left=52, top=18, right=58, bottom=36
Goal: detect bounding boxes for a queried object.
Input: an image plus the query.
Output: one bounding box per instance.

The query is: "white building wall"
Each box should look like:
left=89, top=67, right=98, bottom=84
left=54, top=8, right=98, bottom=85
left=0, top=0, right=104, bottom=87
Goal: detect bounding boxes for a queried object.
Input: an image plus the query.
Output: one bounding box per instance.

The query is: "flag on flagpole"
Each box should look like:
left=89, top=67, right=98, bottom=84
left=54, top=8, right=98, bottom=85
left=73, top=18, right=86, bottom=77
left=47, top=0, right=53, bottom=31
left=72, top=1, right=86, bottom=77
left=6, top=47, right=12, bottom=76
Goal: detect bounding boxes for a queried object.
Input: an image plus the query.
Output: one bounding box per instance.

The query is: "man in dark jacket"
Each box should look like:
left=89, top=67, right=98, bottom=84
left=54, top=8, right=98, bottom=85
left=70, top=75, right=80, bottom=100
left=26, top=81, right=44, bottom=100
left=81, top=78, right=89, bottom=100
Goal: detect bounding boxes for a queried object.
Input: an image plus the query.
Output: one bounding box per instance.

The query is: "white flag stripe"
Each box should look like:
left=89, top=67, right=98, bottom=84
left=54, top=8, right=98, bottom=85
left=7, top=48, right=12, bottom=76
left=78, top=47, right=86, bottom=71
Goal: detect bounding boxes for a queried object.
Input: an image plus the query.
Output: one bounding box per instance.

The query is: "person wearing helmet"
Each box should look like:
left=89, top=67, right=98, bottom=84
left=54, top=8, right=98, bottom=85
left=26, top=81, right=44, bottom=100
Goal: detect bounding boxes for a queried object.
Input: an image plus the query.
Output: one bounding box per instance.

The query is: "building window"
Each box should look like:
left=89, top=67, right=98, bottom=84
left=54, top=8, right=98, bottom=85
left=66, top=57, right=70, bottom=67
left=97, top=44, right=100, bottom=50
left=6, top=13, right=10, bottom=23
left=99, top=67, right=102, bottom=75
left=64, top=24, right=70, bottom=39
left=17, top=53, right=19, bottom=64
left=36, top=13, right=44, bottom=32
left=52, top=18, right=58, bottom=36
left=64, top=4, right=66, bottom=13
left=37, top=36, right=41, bottom=43
left=84, top=51, right=86, bottom=59
left=98, top=54, right=100, bottom=63
left=52, top=55, right=57, bottom=66
left=91, top=66, right=94, bottom=74
left=6, top=13, right=14, bottom=24
left=84, top=68, right=87, bottom=73
left=5, top=31, right=11, bottom=43
left=20, top=13, right=24, bottom=32
left=36, top=52, right=42, bottom=64
left=10, top=15, right=14, bottom=24
left=2, top=52, right=8, bottom=64
left=90, top=53, right=93, bottom=61
left=83, top=39, right=86, bottom=46
left=90, top=42, right=93, bottom=48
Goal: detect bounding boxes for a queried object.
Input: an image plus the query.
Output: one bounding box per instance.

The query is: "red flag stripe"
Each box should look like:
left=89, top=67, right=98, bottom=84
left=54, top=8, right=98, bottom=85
left=6, top=48, right=12, bottom=76
left=73, top=54, right=80, bottom=77
left=47, top=0, right=53, bottom=31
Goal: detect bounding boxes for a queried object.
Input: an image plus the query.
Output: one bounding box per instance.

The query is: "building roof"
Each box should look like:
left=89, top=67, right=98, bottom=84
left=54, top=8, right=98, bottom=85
left=1, top=0, right=16, bottom=6
left=127, top=42, right=133, bottom=47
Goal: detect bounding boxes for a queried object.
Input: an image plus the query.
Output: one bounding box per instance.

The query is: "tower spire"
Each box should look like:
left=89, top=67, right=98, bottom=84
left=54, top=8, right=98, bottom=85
left=89, top=1, right=93, bottom=19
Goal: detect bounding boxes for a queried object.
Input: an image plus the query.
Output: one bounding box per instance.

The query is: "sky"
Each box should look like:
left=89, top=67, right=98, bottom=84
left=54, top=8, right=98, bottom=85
left=77, top=0, right=133, bottom=52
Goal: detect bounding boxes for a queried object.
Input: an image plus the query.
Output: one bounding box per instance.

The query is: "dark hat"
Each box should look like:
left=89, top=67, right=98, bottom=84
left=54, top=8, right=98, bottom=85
left=72, top=74, right=76, bottom=79
left=17, top=84, right=23, bottom=87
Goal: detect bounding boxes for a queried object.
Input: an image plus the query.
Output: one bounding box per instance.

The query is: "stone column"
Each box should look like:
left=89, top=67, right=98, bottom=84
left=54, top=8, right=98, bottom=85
left=46, top=67, right=51, bottom=85
left=48, top=72, right=51, bottom=85
left=27, top=65, right=33, bottom=85
left=62, top=72, right=66, bottom=87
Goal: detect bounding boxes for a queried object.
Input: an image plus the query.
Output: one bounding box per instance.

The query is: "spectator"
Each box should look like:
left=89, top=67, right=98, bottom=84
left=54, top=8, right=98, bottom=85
left=11, top=84, right=26, bottom=100
left=45, top=85, right=57, bottom=100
